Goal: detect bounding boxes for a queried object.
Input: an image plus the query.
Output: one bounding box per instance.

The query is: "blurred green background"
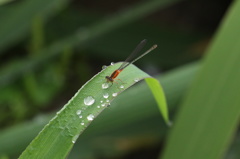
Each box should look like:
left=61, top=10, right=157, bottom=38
left=0, top=0, right=238, bottom=158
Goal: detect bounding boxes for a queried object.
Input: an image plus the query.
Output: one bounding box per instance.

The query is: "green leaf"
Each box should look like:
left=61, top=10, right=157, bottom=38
left=0, top=62, right=199, bottom=158
left=19, top=63, right=168, bottom=159
left=0, top=0, right=68, bottom=53
left=145, top=78, right=170, bottom=125
left=162, top=1, right=240, bottom=159
left=0, top=0, right=14, bottom=5
left=0, top=0, right=184, bottom=87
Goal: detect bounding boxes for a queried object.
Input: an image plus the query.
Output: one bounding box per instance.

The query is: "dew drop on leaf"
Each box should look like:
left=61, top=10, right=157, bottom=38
left=72, top=134, right=79, bottom=143
left=87, top=114, right=94, bottom=121
left=120, top=85, right=124, bottom=89
left=84, top=96, right=95, bottom=106
left=134, top=78, right=139, bottom=82
left=102, top=65, right=107, bottom=69
left=103, top=93, right=109, bottom=99
left=112, top=93, right=118, bottom=97
left=102, top=83, right=109, bottom=89
left=76, top=110, right=82, bottom=115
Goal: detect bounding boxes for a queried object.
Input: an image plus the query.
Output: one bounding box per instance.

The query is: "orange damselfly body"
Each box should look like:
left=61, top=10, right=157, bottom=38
left=105, top=39, right=157, bottom=83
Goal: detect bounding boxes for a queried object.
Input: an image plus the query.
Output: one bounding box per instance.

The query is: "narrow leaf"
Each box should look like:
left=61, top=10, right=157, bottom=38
left=19, top=63, right=168, bottom=158
left=162, top=1, right=240, bottom=159
left=145, top=78, right=170, bottom=125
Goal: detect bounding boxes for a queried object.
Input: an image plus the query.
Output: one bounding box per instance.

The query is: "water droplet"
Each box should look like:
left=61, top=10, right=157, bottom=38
left=97, top=106, right=100, bottom=108
left=111, top=62, right=114, bottom=65
left=76, top=110, right=82, bottom=115
left=101, top=103, right=106, bottom=107
left=120, top=85, right=124, bottom=89
left=106, top=99, right=109, bottom=102
left=100, top=100, right=103, bottom=103
left=87, top=114, right=94, bottom=121
left=81, top=122, right=84, bottom=125
left=103, top=93, right=109, bottom=99
left=102, top=83, right=109, bottom=89
left=112, top=93, right=118, bottom=97
left=134, top=78, right=139, bottom=82
left=84, top=96, right=95, bottom=106
left=72, top=134, right=79, bottom=143
left=102, top=65, right=107, bottom=69
left=79, top=115, right=83, bottom=118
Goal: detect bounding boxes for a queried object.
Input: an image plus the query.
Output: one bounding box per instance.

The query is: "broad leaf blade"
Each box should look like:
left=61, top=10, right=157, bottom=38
left=19, top=63, right=168, bottom=158
left=0, top=62, right=198, bottom=158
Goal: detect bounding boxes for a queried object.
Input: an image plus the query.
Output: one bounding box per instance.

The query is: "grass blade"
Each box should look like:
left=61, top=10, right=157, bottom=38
left=0, top=0, right=14, bottom=5
left=19, top=63, right=168, bottom=158
left=0, top=62, right=199, bottom=158
left=0, top=0, right=68, bottom=53
left=162, top=1, right=240, bottom=159
left=145, top=78, right=170, bottom=125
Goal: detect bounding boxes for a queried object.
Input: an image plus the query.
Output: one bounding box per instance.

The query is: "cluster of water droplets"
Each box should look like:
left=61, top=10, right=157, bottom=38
left=73, top=95, right=96, bottom=134
left=76, top=77, right=138, bottom=124
left=100, top=81, right=125, bottom=107
left=100, top=64, right=125, bottom=106
left=73, top=62, right=129, bottom=143
left=98, top=89, right=119, bottom=108
left=72, top=60, right=143, bottom=144
left=76, top=110, right=83, bottom=119
left=72, top=68, right=141, bottom=144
